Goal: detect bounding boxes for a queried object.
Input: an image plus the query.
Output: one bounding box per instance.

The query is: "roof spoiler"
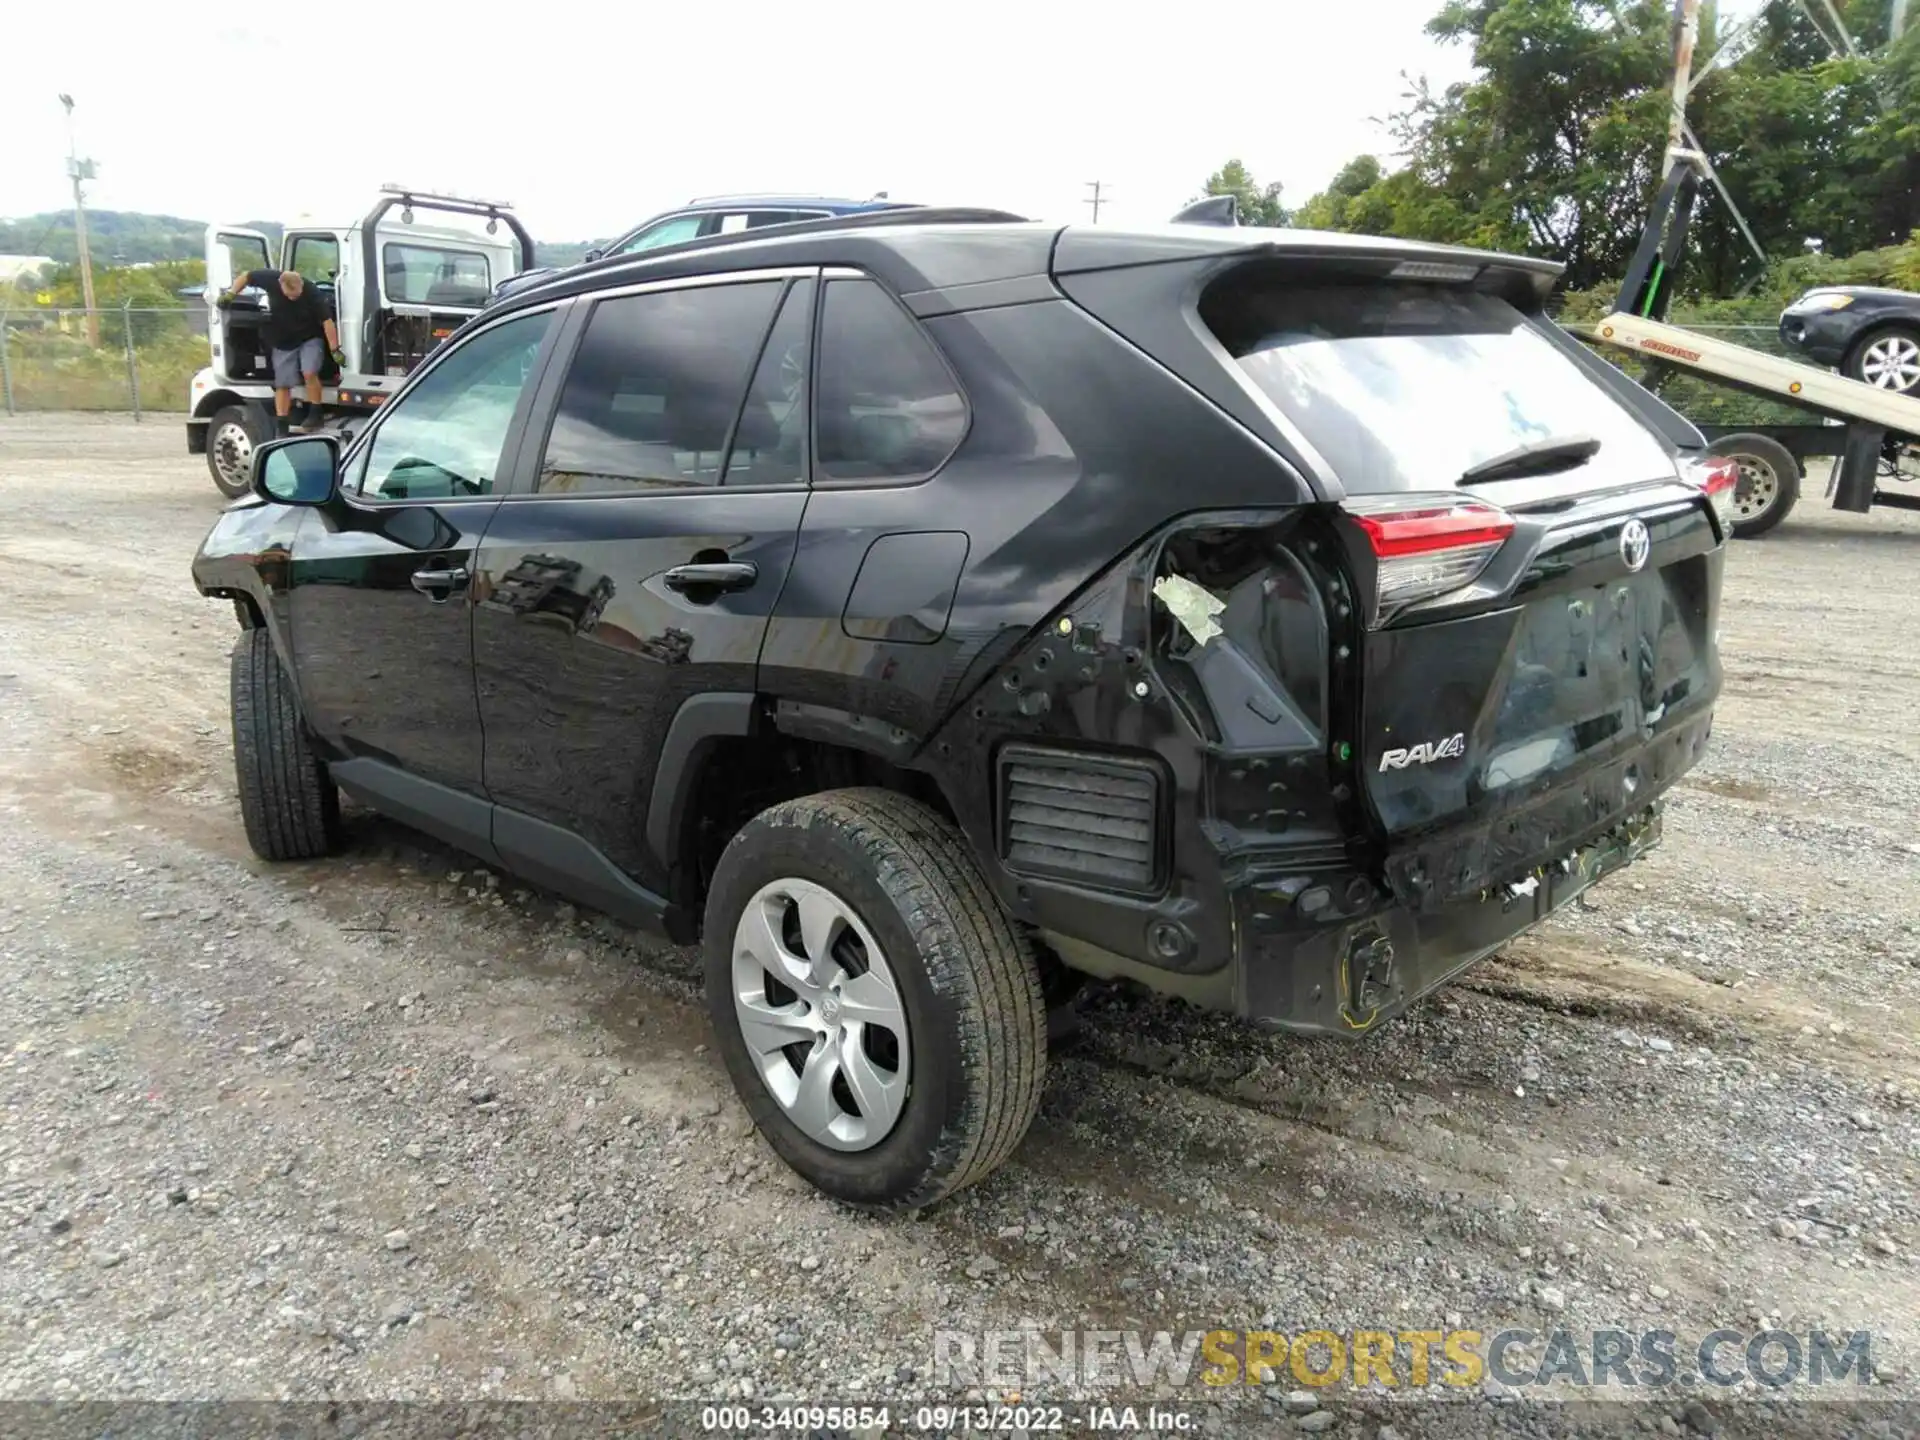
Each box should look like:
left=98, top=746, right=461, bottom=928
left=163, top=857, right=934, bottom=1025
left=1169, top=196, right=1239, bottom=227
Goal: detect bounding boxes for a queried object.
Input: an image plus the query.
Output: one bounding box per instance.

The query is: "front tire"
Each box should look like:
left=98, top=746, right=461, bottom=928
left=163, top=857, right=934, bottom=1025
left=206, top=404, right=271, bottom=499
left=1704, top=432, right=1801, bottom=538
left=704, top=789, right=1046, bottom=1210
left=230, top=629, right=341, bottom=860
left=1844, top=324, right=1920, bottom=397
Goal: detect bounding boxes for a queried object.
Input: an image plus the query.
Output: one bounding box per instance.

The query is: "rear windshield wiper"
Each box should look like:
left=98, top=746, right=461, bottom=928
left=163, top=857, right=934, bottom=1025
left=1457, top=434, right=1601, bottom=486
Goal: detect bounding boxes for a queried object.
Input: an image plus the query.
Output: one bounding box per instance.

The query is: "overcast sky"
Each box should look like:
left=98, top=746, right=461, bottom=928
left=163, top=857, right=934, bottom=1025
left=0, top=0, right=1483, bottom=244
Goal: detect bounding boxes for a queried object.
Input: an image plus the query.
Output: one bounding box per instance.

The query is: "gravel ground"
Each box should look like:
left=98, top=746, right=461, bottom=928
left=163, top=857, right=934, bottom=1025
left=2, top=414, right=1919, bottom=1436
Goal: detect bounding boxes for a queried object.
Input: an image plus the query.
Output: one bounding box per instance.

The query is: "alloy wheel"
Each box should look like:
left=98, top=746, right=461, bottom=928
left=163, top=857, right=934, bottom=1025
left=1859, top=335, right=1920, bottom=392
left=730, top=878, right=911, bottom=1152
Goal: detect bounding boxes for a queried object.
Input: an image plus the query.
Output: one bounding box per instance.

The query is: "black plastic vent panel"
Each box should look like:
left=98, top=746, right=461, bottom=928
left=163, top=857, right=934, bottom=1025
left=997, top=745, right=1164, bottom=894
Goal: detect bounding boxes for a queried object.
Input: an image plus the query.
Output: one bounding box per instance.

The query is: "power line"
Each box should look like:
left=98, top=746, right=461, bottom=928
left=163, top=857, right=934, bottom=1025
left=1084, top=181, right=1108, bottom=224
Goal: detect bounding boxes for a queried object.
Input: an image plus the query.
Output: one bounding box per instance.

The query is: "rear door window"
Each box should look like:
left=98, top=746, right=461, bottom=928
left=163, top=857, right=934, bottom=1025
left=814, top=278, right=967, bottom=481
left=1201, top=278, right=1671, bottom=494
left=723, top=279, right=813, bottom=488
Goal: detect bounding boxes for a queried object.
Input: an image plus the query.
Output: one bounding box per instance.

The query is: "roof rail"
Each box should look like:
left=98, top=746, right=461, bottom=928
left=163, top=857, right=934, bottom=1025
left=680, top=192, right=901, bottom=206
left=492, top=206, right=1037, bottom=310
left=379, top=183, right=515, bottom=211
left=577, top=205, right=1031, bottom=272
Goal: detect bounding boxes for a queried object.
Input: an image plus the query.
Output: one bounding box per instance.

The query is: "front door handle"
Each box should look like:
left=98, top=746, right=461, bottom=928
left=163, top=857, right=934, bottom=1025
left=662, top=561, right=758, bottom=596
left=410, top=566, right=470, bottom=601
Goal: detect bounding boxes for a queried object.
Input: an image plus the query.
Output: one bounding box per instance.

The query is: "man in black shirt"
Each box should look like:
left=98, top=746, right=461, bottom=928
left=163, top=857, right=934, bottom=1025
left=224, top=268, right=343, bottom=433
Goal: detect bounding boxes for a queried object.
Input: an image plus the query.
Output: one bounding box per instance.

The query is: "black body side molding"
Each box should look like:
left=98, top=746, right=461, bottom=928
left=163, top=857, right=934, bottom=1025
left=330, top=757, right=683, bottom=939
left=332, top=758, right=502, bottom=864
left=493, top=808, right=681, bottom=938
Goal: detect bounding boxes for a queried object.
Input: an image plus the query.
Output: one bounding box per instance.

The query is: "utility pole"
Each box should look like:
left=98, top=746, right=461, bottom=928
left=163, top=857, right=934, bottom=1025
left=1084, top=180, right=1107, bottom=224
left=59, top=94, right=100, bottom=347
left=1663, top=0, right=1703, bottom=178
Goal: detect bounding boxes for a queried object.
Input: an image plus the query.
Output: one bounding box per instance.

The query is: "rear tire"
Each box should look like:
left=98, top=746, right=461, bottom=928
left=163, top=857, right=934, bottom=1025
left=1705, top=433, right=1800, bottom=539
left=230, top=629, right=341, bottom=861
left=703, top=789, right=1046, bottom=1211
left=1843, top=323, right=1920, bottom=397
left=206, top=404, right=270, bottom=499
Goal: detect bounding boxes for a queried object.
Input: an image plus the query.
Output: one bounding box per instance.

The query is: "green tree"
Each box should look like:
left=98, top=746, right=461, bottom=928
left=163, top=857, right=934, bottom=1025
left=1197, top=159, right=1290, bottom=227
left=1292, top=156, right=1385, bottom=231
left=1290, top=0, right=1920, bottom=295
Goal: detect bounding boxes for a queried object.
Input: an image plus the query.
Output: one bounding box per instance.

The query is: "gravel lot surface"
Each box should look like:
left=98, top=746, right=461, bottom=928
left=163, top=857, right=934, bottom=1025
left=2, top=414, right=1919, bottom=1436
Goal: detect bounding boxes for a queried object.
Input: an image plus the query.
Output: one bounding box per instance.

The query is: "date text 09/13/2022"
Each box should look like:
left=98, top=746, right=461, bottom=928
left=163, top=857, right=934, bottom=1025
left=699, top=1404, right=1195, bottom=1432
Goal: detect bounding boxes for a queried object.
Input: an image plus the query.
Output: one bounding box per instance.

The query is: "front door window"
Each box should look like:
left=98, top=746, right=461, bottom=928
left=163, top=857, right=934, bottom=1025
left=355, top=311, right=553, bottom=502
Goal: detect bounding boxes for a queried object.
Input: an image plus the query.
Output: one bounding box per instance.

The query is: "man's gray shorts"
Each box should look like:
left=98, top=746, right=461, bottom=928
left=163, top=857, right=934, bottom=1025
left=270, top=338, right=325, bottom=389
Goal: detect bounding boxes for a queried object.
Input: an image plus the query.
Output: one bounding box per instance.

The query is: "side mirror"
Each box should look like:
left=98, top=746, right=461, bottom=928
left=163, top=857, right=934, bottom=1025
left=252, top=434, right=339, bottom=507
left=583, top=247, right=604, bottom=263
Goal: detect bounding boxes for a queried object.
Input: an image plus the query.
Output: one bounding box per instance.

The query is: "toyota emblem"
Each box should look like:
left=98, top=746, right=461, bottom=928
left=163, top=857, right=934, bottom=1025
left=1619, top=518, right=1651, bottom=573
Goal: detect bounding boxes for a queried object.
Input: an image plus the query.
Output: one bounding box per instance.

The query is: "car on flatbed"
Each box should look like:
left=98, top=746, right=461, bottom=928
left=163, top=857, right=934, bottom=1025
left=1779, top=284, right=1920, bottom=395
left=190, top=208, right=1733, bottom=1210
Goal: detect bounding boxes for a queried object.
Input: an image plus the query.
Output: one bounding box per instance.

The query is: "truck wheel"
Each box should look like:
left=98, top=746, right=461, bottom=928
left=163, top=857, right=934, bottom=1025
left=1844, top=324, right=1920, bottom=396
left=1705, top=433, right=1800, bottom=539
left=207, top=404, right=270, bottom=499
left=703, top=788, right=1046, bottom=1211
left=230, top=629, right=341, bottom=861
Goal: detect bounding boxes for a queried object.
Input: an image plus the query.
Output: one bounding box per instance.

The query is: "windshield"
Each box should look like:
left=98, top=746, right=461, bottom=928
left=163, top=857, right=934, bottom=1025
left=1203, top=280, right=1670, bottom=493
left=611, top=215, right=705, bottom=257
left=382, top=243, right=493, bottom=307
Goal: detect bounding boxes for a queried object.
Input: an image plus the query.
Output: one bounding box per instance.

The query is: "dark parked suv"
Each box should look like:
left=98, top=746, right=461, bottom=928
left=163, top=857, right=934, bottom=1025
left=489, top=194, right=914, bottom=308
left=192, top=209, right=1732, bottom=1209
left=1779, top=284, right=1920, bottom=394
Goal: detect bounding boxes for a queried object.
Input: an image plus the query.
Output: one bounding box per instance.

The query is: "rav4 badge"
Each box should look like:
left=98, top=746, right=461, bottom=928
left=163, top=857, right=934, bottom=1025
left=1378, top=733, right=1467, bottom=772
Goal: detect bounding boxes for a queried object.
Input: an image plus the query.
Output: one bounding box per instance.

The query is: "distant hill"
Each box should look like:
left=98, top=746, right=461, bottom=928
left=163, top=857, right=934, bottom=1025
left=0, top=209, right=602, bottom=271
left=0, top=211, right=271, bottom=265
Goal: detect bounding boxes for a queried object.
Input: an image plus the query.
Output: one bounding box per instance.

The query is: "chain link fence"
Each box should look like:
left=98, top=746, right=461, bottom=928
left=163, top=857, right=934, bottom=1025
left=0, top=303, right=209, bottom=418
left=1645, top=320, right=1825, bottom=430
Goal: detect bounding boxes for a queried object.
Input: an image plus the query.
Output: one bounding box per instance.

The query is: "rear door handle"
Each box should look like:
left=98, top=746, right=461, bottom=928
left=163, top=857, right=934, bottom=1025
left=410, top=566, right=470, bottom=601
left=662, top=561, right=758, bottom=595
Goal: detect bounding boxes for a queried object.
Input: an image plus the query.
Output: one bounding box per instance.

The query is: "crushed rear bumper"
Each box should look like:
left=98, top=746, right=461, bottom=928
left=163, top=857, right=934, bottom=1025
left=1232, top=804, right=1664, bottom=1035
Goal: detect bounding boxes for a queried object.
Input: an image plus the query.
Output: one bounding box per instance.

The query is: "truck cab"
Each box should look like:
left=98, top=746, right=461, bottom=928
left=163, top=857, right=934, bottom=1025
left=187, top=186, right=535, bottom=496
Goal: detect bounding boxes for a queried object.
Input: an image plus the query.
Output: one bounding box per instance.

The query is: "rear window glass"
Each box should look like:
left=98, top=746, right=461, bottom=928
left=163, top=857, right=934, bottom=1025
left=382, top=243, right=492, bottom=307
left=1202, top=280, right=1670, bottom=493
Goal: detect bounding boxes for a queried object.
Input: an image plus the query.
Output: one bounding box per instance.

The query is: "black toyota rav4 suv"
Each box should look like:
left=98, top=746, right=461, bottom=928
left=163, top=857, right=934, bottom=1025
left=192, top=209, right=1733, bottom=1209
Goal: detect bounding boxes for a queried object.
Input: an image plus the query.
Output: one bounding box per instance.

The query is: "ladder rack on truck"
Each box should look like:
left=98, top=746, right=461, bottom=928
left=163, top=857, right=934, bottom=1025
left=1583, top=151, right=1920, bottom=535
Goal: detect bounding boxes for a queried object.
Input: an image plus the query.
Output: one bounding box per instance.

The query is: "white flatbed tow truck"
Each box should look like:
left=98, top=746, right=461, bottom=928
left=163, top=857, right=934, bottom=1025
left=1585, top=154, right=1920, bottom=537
left=185, top=185, right=537, bottom=496
left=1590, top=310, right=1920, bottom=536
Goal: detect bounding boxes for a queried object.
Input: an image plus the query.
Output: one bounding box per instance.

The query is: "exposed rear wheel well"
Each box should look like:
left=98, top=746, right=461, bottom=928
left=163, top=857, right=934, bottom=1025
left=675, top=736, right=953, bottom=925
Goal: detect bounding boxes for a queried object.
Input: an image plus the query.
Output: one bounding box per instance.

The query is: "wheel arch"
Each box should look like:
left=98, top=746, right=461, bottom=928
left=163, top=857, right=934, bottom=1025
left=649, top=693, right=962, bottom=925
left=194, top=386, right=271, bottom=422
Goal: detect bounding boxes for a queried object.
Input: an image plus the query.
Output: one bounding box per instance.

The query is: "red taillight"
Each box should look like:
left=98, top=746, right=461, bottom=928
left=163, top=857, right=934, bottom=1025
left=1342, top=496, right=1516, bottom=625
left=1680, top=455, right=1739, bottom=530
